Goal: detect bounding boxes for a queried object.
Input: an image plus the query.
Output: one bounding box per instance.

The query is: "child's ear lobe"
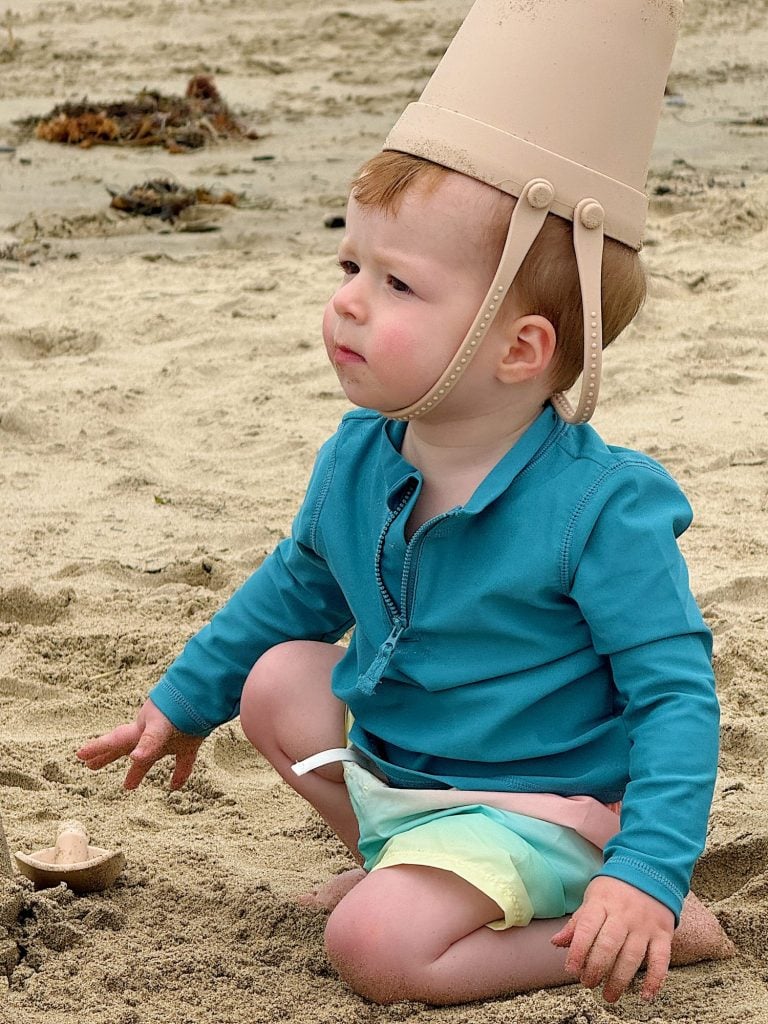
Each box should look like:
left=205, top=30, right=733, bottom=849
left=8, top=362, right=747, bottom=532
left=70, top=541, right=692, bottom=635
left=496, top=315, right=557, bottom=383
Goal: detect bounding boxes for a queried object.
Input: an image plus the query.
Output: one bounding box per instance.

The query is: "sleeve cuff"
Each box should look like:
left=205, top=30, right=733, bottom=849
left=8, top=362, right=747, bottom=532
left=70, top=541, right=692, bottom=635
left=595, top=857, right=686, bottom=924
left=148, top=681, right=221, bottom=737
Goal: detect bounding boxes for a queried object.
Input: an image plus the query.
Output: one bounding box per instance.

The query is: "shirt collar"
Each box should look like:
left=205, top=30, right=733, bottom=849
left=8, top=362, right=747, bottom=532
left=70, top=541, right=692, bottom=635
left=378, top=404, right=565, bottom=513
left=380, top=418, right=417, bottom=508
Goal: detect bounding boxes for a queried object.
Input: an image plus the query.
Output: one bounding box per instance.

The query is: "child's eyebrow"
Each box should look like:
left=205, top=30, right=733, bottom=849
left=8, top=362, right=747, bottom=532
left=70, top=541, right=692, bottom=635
left=336, top=237, right=359, bottom=262
left=354, top=245, right=432, bottom=277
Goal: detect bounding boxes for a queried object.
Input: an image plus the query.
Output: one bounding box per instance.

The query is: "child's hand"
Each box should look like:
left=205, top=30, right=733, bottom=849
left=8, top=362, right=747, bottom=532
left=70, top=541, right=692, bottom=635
left=76, top=698, right=203, bottom=791
left=551, top=876, right=675, bottom=1004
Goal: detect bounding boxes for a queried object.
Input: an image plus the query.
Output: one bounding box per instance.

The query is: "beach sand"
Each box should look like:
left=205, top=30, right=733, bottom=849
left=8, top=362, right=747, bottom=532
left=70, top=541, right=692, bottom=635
left=1, top=1, right=767, bottom=1021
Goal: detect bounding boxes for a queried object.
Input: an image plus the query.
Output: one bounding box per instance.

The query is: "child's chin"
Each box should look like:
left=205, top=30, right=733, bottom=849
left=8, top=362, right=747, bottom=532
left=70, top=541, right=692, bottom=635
left=334, top=378, right=379, bottom=410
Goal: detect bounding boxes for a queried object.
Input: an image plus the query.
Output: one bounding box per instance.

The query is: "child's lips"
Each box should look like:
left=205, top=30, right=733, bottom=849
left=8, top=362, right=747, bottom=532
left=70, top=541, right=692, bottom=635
left=334, top=344, right=366, bottom=365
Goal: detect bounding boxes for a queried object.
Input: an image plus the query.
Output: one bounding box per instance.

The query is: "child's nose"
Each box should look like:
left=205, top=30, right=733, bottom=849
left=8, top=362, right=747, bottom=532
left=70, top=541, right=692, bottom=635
left=332, top=277, right=366, bottom=321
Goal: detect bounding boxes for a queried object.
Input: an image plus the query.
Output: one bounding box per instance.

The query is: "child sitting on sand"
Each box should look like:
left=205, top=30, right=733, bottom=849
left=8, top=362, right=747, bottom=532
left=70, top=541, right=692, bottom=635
left=77, top=0, right=734, bottom=1008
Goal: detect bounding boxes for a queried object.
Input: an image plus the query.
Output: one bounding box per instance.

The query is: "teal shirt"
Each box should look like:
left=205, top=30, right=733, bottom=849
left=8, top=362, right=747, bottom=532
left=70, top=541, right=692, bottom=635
left=150, top=404, right=719, bottom=920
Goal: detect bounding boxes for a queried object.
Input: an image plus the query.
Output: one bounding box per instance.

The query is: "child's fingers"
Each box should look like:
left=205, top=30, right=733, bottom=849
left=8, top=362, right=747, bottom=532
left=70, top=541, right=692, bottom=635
left=600, top=935, right=648, bottom=1003
left=170, top=747, right=200, bottom=790
left=578, top=921, right=628, bottom=989
left=123, top=757, right=155, bottom=791
left=80, top=752, right=121, bottom=771
left=550, top=917, right=576, bottom=947
left=640, top=937, right=671, bottom=1002
left=79, top=705, right=195, bottom=791
left=128, top=730, right=169, bottom=768
left=562, top=906, right=607, bottom=976
left=76, top=723, right=141, bottom=764
left=123, top=723, right=179, bottom=790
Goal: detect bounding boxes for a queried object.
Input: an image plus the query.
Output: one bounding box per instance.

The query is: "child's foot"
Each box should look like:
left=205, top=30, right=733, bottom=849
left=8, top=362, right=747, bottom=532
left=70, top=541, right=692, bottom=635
left=297, top=867, right=367, bottom=911
left=670, top=892, right=736, bottom=965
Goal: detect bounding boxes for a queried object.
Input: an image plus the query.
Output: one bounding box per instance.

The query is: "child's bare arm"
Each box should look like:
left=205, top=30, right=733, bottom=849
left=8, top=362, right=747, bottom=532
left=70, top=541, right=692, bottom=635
left=551, top=876, right=674, bottom=1003
left=76, top=698, right=204, bottom=791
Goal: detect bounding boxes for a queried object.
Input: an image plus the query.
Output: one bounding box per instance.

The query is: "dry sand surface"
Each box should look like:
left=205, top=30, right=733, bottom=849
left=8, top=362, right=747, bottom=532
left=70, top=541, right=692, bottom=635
left=1, top=0, right=767, bottom=1021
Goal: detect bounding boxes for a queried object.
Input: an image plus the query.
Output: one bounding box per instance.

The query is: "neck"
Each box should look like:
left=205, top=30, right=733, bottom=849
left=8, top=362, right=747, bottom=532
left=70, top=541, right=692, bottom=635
left=401, top=398, right=545, bottom=477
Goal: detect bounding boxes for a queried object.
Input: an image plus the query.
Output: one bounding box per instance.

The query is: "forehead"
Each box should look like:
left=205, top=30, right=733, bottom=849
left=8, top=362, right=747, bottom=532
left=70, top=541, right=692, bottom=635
left=345, top=173, right=506, bottom=265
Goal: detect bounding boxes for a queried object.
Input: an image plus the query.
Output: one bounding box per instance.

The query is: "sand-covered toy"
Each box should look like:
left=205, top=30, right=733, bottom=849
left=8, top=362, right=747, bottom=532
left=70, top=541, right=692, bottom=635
left=14, top=821, right=125, bottom=893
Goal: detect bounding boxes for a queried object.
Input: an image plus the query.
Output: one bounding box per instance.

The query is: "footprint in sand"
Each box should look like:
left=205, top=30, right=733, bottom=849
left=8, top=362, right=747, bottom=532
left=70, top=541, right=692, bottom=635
left=697, top=836, right=768, bottom=967
left=0, top=326, right=102, bottom=360
left=128, top=557, right=229, bottom=592
left=702, top=575, right=768, bottom=618
left=0, top=403, right=47, bottom=441
left=84, top=556, right=229, bottom=593
left=0, top=585, right=74, bottom=626
left=0, top=768, right=45, bottom=791
left=0, top=676, right=62, bottom=701
left=694, top=834, right=768, bottom=903
left=211, top=729, right=266, bottom=777
left=719, top=719, right=768, bottom=768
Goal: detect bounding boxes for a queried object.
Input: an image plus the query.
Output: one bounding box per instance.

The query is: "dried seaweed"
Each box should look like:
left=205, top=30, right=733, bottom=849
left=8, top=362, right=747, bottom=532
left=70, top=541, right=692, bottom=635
left=728, top=115, right=768, bottom=127
left=25, top=76, right=258, bottom=152
left=108, top=179, right=238, bottom=222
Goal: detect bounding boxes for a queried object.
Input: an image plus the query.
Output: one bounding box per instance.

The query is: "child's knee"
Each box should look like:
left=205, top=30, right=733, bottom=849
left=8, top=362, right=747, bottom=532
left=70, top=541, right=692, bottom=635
left=239, top=642, right=298, bottom=741
left=325, top=911, right=395, bottom=1002
left=324, top=893, right=417, bottom=1003
left=239, top=641, right=346, bottom=772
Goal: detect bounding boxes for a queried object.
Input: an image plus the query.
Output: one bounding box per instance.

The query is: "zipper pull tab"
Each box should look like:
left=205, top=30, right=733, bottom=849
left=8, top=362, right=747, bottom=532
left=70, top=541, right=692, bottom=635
left=357, top=618, right=405, bottom=695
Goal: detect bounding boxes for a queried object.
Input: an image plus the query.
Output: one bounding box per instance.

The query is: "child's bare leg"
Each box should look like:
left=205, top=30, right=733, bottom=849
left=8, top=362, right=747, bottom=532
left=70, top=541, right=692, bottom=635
left=239, top=640, right=364, bottom=878
left=325, top=867, right=735, bottom=1006
left=325, top=863, right=574, bottom=1005
left=239, top=642, right=733, bottom=968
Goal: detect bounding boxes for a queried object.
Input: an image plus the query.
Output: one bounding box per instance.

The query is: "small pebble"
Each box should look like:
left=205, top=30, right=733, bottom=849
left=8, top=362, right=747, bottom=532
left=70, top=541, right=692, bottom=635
left=324, top=214, right=345, bottom=229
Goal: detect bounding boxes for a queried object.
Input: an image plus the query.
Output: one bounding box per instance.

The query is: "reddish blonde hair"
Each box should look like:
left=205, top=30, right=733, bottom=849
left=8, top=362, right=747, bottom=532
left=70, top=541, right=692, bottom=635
left=350, top=151, right=646, bottom=392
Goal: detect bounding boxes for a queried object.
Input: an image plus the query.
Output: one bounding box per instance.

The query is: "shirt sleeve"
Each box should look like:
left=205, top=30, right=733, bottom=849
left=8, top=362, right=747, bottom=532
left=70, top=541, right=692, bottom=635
left=564, top=459, right=719, bottom=921
left=148, top=435, right=354, bottom=735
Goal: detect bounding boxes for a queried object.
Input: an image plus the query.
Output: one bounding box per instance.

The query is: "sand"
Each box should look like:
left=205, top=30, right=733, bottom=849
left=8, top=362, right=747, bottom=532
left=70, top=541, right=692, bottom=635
left=0, top=0, right=767, bottom=1021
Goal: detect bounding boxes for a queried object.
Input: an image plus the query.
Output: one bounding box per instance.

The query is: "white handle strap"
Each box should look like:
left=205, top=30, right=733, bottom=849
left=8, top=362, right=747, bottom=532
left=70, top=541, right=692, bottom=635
left=291, top=747, right=365, bottom=777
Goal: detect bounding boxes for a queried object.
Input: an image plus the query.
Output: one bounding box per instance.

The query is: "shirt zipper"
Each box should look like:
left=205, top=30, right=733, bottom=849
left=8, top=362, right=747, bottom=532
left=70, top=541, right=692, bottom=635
left=400, top=507, right=459, bottom=626
left=357, top=485, right=458, bottom=695
left=372, top=485, right=413, bottom=627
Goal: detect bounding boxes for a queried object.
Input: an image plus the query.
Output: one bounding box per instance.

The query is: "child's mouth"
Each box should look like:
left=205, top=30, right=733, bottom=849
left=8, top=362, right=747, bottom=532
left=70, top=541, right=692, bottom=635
left=334, top=345, right=366, bottom=365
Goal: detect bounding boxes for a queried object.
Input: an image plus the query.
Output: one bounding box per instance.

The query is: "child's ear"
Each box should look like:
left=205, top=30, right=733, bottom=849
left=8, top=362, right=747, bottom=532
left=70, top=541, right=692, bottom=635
left=495, top=315, right=556, bottom=384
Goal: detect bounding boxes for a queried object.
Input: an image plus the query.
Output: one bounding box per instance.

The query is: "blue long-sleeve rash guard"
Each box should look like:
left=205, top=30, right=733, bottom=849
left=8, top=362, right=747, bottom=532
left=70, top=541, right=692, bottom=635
left=150, top=404, right=719, bottom=921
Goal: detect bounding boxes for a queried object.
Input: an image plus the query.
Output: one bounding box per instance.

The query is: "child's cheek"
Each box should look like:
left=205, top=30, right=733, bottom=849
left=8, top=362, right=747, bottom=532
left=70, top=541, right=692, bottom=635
left=321, top=301, right=336, bottom=358
left=378, top=325, right=431, bottom=378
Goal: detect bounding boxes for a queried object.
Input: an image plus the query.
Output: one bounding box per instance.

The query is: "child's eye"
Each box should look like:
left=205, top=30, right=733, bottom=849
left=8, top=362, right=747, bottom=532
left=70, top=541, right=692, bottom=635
left=388, top=275, right=412, bottom=295
left=338, top=259, right=359, bottom=276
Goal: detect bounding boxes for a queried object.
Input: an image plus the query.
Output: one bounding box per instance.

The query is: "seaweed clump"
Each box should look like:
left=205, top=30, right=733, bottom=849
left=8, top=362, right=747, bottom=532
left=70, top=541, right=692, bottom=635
left=27, top=75, right=258, bottom=152
left=108, top=179, right=239, bottom=222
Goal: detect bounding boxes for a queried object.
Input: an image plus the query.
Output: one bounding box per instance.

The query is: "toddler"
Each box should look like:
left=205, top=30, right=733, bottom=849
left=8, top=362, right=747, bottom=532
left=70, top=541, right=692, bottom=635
left=77, top=0, right=735, bottom=1008
left=78, top=152, right=733, bottom=1004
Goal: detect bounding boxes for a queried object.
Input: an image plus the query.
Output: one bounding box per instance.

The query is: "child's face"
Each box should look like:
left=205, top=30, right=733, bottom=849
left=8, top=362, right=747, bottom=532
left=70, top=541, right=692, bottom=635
left=323, top=175, right=506, bottom=416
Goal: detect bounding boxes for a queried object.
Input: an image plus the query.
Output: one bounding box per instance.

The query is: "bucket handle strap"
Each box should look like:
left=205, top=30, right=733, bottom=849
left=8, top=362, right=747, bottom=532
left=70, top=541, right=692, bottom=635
left=550, top=198, right=605, bottom=424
